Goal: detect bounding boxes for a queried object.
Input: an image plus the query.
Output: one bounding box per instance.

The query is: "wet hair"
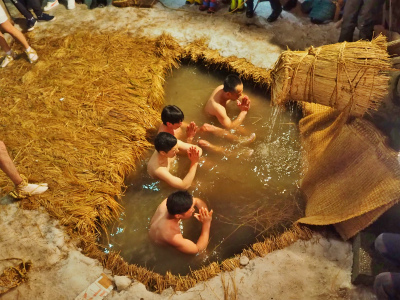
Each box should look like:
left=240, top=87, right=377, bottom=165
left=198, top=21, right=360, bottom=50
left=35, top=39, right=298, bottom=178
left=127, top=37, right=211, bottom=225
left=223, top=74, right=242, bottom=93
left=154, top=132, right=177, bottom=153
left=161, top=105, right=184, bottom=125
left=166, top=190, right=193, bottom=215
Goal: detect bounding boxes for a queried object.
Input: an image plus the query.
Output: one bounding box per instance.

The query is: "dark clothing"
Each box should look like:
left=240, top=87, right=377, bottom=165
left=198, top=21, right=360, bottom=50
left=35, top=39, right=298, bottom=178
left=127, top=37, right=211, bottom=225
left=246, top=0, right=281, bottom=16
left=338, top=0, right=385, bottom=42
left=9, top=0, right=42, bottom=19
left=374, top=233, right=400, bottom=300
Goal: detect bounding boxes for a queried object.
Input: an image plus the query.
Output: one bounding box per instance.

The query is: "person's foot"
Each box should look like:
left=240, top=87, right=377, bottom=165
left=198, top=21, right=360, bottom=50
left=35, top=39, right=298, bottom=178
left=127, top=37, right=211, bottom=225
left=37, top=13, right=56, bottom=21
left=282, top=0, right=297, bottom=11
left=25, top=47, right=39, bottom=64
left=246, top=9, right=254, bottom=17
left=207, top=5, right=216, bottom=13
left=0, top=51, right=17, bottom=68
left=10, top=177, right=48, bottom=199
left=26, top=18, right=37, bottom=31
left=238, top=133, right=256, bottom=145
left=267, top=6, right=282, bottom=22
left=44, top=0, right=59, bottom=11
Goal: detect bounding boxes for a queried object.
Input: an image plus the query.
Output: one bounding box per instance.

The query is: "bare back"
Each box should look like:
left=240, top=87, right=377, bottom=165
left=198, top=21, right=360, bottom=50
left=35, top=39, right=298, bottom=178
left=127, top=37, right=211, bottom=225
left=149, top=199, right=181, bottom=245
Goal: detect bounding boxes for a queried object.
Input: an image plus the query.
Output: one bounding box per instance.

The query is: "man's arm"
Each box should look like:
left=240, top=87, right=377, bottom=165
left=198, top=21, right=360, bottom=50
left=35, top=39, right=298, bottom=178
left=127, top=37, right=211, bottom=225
left=154, top=147, right=200, bottom=189
left=154, top=163, right=198, bottom=190
left=169, top=207, right=213, bottom=254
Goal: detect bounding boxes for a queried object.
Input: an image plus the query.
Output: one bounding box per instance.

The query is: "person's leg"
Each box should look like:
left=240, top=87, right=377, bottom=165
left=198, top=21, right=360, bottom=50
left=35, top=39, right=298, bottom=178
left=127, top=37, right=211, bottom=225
left=338, top=0, right=363, bottom=42
left=198, top=139, right=227, bottom=154
left=0, top=20, right=38, bottom=63
left=0, top=141, right=48, bottom=198
left=0, top=19, right=30, bottom=49
left=246, top=0, right=254, bottom=17
left=0, top=31, right=11, bottom=53
left=283, top=0, right=297, bottom=11
left=357, top=0, right=384, bottom=40
left=26, top=0, right=44, bottom=18
left=375, top=233, right=400, bottom=265
left=374, top=272, right=400, bottom=300
left=0, top=141, right=23, bottom=185
left=9, top=0, right=34, bottom=20
left=267, top=0, right=282, bottom=22
left=200, top=123, right=256, bottom=144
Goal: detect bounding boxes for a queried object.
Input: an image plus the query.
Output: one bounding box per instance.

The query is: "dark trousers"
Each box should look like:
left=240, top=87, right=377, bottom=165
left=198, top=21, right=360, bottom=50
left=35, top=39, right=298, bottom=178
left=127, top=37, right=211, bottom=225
left=374, top=233, right=400, bottom=300
left=338, top=0, right=385, bottom=42
left=247, top=0, right=281, bottom=12
left=9, top=0, right=43, bottom=19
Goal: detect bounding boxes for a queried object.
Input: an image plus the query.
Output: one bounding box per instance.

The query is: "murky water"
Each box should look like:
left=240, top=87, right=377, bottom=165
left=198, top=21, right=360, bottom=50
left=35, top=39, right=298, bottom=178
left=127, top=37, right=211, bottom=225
left=103, top=65, right=305, bottom=275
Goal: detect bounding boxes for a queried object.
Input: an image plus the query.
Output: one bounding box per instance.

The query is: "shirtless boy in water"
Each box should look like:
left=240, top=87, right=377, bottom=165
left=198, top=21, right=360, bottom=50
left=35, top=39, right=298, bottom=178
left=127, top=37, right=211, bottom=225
left=149, top=190, right=213, bottom=254
left=200, top=74, right=255, bottom=152
left=147, top=132, right=201, bottom=190
left=158, top=105, right=198, bottom=144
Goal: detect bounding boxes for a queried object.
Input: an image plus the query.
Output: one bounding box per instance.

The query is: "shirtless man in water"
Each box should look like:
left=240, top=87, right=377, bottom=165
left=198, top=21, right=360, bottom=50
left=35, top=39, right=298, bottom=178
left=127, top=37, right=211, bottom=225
left=147, top=132, right=201, bottom=190
left=200, top=74, right=255, bottom=152
left=158, top=105, right=198, bottom=145
left=149, top=190, right=213, bottom=254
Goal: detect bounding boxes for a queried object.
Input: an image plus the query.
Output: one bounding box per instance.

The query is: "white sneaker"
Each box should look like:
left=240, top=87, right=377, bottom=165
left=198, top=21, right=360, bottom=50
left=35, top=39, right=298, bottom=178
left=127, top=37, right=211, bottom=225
left=9, top=176, right=48, bottom=199
left=0, top=51, right=17, bottom=68
left=44, top=0, right=59, bottom=11
left=67, top=0, right=76, bottom=9
left=25, top=47, right=39, bottom=64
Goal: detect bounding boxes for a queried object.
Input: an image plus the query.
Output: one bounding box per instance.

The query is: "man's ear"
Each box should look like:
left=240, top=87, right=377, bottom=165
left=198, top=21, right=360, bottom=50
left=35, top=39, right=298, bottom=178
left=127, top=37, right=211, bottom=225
left=166, top=122, right=173, bottom=128
left=174, top=214, right=183, bottom=219
left=159, top=150, right=167, bottom=156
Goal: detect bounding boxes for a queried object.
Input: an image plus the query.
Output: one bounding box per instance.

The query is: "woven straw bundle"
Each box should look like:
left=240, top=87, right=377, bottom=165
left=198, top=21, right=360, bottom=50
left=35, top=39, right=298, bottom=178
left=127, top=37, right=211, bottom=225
left=270, top=35, right=391, bottom=117
left=297, top=102, right=400, bottom=239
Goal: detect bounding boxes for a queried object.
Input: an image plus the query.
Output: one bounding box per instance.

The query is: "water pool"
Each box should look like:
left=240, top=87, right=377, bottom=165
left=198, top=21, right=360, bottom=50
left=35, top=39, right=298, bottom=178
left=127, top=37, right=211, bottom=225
left=104, top=64, right=305, bottom=275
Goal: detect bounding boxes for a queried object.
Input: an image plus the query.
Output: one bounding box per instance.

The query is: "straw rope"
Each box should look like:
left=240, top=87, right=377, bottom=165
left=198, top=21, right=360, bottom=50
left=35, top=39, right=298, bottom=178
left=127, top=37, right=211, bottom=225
left=270, top=35, right=391, bottom=117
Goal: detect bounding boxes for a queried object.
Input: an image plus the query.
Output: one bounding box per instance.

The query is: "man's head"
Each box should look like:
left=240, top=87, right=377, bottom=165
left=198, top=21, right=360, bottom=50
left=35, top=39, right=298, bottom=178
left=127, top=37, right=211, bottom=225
left=166, top=190, right=195, bottom=219
left=223, top=74, right=243, bottom=100
left=161, top=105, right=184, bottom=129
left=154, top=132, right=178, bottom=157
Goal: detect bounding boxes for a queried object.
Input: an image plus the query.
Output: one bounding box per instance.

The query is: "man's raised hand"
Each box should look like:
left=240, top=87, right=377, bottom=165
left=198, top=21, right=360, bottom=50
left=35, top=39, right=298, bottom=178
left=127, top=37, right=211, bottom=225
left=194, top=207, right=213, bottom=224
left=187, top=146, right=200, bottom=163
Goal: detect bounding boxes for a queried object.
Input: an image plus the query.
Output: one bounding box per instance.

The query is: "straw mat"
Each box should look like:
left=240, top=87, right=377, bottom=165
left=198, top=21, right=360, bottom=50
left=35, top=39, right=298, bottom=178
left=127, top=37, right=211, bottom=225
left=297, top=102, right=400, bottom=239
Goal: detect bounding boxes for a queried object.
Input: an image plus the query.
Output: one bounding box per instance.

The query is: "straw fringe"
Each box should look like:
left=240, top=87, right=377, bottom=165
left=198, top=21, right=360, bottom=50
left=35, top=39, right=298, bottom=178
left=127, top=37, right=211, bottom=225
left=0, top=32, right=312, bottom=293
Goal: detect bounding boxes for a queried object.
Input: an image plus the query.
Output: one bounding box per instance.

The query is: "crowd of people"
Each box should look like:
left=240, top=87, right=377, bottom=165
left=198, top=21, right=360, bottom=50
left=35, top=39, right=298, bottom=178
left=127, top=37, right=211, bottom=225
left=0, top=0, right=396, bottom=67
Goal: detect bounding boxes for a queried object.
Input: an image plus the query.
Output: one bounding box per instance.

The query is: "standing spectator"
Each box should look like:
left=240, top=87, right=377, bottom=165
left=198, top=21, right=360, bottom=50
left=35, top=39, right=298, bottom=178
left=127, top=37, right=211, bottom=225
left=9, top=0, right=55, bottom=31
left=0, top=5, right=38, bottom=67
left=338, top=0, right=385, bottom=42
